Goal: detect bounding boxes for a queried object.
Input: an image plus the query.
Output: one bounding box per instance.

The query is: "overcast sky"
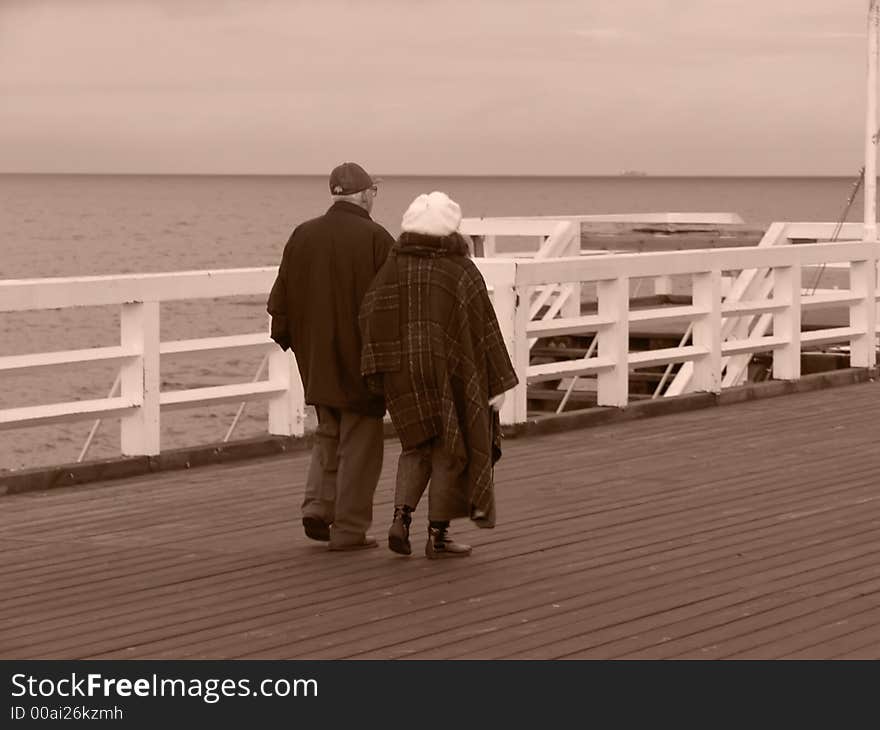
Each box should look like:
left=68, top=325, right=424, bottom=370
left=0, top=0, right=872, bottom=175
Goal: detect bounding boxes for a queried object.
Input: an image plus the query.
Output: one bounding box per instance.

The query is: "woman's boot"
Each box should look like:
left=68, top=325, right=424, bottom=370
left=425, top=521, right=472, bottom=559
left=388, top=506, right=413, bottom=555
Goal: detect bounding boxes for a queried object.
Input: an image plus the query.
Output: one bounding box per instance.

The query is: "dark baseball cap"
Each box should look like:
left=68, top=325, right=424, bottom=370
left=328, top=162, right=381, bottom=195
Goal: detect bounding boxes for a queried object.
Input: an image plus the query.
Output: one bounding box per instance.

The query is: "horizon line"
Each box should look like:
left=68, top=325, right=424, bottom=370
left=0, top=171, right=867, bottom=179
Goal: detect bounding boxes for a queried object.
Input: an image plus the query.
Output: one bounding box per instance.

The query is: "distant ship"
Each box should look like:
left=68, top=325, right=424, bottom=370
left=619, top=170, right=648, bottom=177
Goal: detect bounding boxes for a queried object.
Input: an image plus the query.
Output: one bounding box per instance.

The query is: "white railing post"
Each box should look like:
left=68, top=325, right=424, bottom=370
left=492, top=261, right=528, bottom=424
left=483, top=235, right=497, bottom=257
left=267, top=345, right=305, bottom=437
left=865, top=0, right=879, bottom=242
left=597, top=277, right=629, bottom=407
left=511, top=281, right=530, bottom=422
left=691, top=269, right=723, bottom=393
left=562, top=222, right=582, bottom=319
left=120, top=301, right=160, bottom=456
left=849, top=257, right=878, bottom=367
left=654, top=276, right=673, bottom=296
left=772, top=265, right=802, bottom=380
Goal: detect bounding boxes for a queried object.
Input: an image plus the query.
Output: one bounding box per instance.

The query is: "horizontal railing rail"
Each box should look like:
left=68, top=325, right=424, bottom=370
left=0, top=268, right=277, bottom=312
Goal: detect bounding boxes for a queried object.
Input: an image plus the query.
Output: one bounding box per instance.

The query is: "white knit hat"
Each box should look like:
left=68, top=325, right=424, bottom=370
left=400, top=191, right=462, bottom=236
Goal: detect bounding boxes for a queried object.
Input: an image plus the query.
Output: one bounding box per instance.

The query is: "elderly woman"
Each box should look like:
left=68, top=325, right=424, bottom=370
left=359, top=192, right=518, bottom=559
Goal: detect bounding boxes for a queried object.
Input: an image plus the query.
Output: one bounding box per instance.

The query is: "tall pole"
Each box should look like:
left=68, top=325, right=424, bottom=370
left=866, top=0, right=879, bottom=241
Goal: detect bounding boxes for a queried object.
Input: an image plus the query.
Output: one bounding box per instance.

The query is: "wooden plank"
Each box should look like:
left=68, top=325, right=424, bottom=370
left=629, top=305, right=707, bottom=324
left=0, top=269, right=275, bottom=312
left=801, top=292, right=864, bottom=310
left=527, top=315, right=612, bottom=338
left=800, top=327, right=862, bottom=347
left=527, top=357, right=614, bottom=382
left=628, top=346, right=708, bottom=368
left=721, top=299, right=786, bottom=317
left=721, top=336, right=787, bottom=357
left=0, top=397, right=138, bottom=431
left=160, top=334, right=273, bottom=355
left=160, top=381, right=286, bottom=409
left=0, top=346, right=137, bottom=374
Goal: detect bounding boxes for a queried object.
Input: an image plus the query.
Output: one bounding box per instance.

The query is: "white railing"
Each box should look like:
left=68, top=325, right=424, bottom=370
left=480, top=235, right=879, bottom=419
left=0, top=269, right=304, bottom=457
left=665, top=221, right=869, bottom=396
left=2, top=224, right=879, bottom=461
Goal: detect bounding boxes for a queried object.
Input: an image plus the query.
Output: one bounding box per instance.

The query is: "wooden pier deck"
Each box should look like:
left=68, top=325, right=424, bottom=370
left=3, top=381, right=880, bottom=660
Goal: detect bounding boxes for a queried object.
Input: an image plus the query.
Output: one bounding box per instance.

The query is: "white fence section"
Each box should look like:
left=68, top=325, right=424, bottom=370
left=481, top=235, right=879, bottom=421
left=0, top=269, right=304, bottom=457
left=2, top=222, right=879, bottom=460
left=665, top=222, right=867, bottom=396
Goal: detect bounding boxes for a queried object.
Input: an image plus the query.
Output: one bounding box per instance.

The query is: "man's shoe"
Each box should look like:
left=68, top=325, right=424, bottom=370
left=302, top=516, right=330, bottom=542
left=388, top=507, right=413, bottom=555
left=328, top=536, right=378, bottom=552
left=425, top=524, right=471, bottom=559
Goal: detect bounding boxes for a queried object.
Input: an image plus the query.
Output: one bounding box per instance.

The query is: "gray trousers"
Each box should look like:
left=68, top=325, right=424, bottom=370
left=302, top=405, right=384, bottom=544
left=394, top=438, right=464, bottom=522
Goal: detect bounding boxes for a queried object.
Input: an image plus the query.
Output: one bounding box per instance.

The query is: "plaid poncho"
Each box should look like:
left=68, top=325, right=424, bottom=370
left=359, top=231, right=519, bottom=527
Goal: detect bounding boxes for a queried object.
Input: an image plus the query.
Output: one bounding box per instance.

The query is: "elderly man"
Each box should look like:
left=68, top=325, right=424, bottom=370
left=360, top=191, right=519, bottom=559
left=267, top=162, right=395, bottom=551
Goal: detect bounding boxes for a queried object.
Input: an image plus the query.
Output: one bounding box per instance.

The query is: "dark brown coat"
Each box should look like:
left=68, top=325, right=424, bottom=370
left=267, top=201, right=394, bottom=417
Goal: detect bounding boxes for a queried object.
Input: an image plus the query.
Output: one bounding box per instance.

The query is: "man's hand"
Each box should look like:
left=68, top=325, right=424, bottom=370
left=489, top=392, right=505, bottom=411
left=365, top=373, right=385, bottom=397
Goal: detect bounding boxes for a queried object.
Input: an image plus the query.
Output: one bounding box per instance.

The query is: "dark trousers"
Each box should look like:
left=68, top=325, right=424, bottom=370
left=302, top=405, right=384, bottom=545
left=394, top=438, right=464, bottom=522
